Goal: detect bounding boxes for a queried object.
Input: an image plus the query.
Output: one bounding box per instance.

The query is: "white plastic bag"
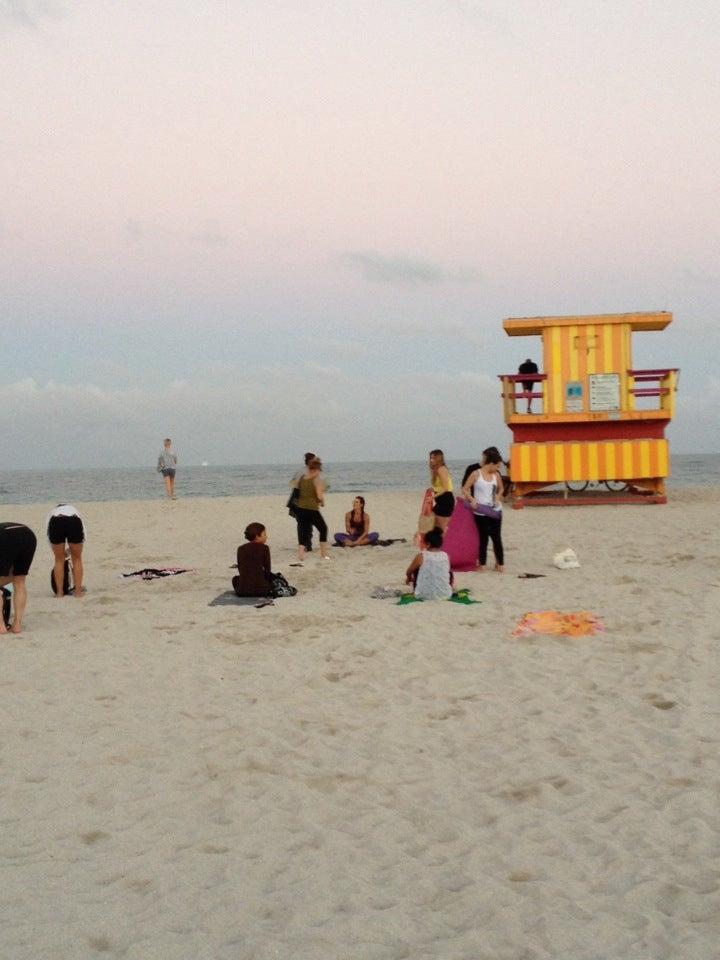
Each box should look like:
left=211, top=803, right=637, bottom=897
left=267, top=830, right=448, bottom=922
left=553, top=547, right=580, bottom=569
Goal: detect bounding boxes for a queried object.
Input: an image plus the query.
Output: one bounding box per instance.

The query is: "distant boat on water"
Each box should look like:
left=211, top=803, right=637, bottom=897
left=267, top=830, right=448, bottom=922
left=201, top=460, right=209, bottom=467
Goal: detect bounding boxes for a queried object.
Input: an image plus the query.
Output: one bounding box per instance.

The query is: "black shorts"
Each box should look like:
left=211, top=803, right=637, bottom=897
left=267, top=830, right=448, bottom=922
left=433, top=491, right=455, bottom=518
left=0, top=523, right=38, bottom=577
left=48, top=514, right=85, bottom=545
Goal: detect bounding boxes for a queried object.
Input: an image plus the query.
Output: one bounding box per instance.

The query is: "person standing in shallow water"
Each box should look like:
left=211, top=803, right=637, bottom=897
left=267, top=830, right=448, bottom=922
left=157, top=438, right=178, bottom=500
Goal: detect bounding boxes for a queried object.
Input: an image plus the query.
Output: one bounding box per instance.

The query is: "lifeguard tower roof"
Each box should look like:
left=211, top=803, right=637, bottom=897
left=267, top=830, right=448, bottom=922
left=503, top=311, right=672, bottom=337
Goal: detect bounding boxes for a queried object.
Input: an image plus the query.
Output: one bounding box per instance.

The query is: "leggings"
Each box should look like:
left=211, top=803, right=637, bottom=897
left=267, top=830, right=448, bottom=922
left=296, top=509, right=328, bottom=546
left=472, top=514, right=504, bottom=567
left=334, top=532, right=379, bottom=545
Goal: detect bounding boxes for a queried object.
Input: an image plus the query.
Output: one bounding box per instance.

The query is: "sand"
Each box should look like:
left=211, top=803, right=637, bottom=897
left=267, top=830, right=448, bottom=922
left=1, top=489, right=719, bottom=960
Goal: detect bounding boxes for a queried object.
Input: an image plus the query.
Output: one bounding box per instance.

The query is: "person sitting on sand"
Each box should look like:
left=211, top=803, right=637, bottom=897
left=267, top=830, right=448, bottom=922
left=334, top=496, right=379, bottom=547
left=232, top=522, right=274, bottom=597
left=0, top=522, right=38, bottom=634
left=405, top=527, right=454, bottom=600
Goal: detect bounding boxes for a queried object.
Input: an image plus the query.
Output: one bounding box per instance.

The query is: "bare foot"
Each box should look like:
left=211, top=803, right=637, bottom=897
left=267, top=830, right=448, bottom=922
left=494, top=565, right=504, bottom=573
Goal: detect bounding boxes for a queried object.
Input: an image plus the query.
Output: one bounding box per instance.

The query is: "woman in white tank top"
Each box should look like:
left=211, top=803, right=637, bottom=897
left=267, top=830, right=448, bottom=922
left=460, top=447, right=505, bottom=572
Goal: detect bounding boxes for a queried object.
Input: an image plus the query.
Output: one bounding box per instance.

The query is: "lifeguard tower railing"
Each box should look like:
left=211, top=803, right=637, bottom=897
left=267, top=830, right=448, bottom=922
left=500, top=368, right=679, bottom=424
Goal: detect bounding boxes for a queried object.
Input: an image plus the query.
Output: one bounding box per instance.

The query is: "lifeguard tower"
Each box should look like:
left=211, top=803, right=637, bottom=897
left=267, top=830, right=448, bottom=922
left=498, top=312, right=679, bottom=505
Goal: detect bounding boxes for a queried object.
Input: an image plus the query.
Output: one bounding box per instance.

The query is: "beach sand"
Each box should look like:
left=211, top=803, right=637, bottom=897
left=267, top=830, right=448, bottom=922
left=1, top=489, right=719, bottom=959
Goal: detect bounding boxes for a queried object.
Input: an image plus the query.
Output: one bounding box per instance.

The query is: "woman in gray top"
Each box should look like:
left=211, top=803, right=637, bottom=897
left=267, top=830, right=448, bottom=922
left=157, top=438, right=178, bottom=500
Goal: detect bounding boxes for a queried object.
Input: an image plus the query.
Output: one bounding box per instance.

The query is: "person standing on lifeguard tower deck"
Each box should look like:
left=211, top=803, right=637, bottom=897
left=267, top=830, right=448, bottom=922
left=518, top=358, right=539, bottom=413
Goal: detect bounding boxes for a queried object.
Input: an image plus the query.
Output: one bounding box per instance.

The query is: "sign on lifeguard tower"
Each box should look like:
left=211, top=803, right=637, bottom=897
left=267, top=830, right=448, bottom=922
left=498, top=312, right=679, bottom=504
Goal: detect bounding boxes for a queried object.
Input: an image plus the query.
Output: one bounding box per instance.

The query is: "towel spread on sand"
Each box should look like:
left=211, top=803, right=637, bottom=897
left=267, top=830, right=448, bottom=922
left=511, top=610, right=605, bottom=638
left=120, top=567, right=198, bottom=580
left=396, top=588, right=480, bottom=606
left=208, top=591, right=271, bottom=607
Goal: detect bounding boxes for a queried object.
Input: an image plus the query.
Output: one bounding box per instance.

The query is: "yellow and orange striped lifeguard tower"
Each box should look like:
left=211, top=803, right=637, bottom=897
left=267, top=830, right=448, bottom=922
left=498, top=311, right=679, bottom=505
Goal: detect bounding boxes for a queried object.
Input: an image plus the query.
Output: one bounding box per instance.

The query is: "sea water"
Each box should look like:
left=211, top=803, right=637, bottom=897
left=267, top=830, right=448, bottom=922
left=0, top=455, right=717, bottom=506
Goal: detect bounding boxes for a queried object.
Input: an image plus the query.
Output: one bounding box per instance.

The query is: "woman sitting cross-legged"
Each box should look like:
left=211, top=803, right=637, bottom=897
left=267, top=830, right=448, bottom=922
left=232, top=522, right=274, bottom=597
left=334, top=496, right=379, bottom=547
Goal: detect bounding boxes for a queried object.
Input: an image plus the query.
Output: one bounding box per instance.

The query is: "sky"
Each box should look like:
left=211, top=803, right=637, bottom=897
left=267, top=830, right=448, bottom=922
left=2, top=0, right=719, bottom=469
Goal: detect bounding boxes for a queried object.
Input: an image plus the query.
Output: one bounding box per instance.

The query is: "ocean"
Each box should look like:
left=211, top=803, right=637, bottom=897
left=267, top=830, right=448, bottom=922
left=0, top=455, right=717, bottom=506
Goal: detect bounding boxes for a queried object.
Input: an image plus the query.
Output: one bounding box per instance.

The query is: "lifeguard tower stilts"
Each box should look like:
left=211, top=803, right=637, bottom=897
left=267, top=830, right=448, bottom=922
left=498, top=312, right=679, bottom=505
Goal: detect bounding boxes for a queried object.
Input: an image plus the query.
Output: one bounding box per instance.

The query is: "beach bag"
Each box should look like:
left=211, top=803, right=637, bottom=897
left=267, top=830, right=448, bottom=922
left=417, top=487, right=435, bottom=534
left=2, top=587, right=11, bottom=629
left=50, top=559, right=72, bottom=596
left=270, top=572, right=297, bottom=597
left=287, top=486, right=300, bottom=519
left=417, top=514, right=435, bottom=533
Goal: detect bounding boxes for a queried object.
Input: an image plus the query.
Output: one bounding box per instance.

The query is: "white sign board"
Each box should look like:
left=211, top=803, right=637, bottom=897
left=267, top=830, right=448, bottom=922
left=589, top=373, right=620, bottom=411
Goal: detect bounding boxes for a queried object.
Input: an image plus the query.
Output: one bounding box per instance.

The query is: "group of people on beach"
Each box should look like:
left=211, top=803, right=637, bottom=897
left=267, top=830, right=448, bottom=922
left=1, top=436, right=182, bottom=633
left=0, top=441, right=509, bottom=629
left=402, top=447, right=507, bottom=600
left=231, top=447, right=508, bottom=602
left=233, top=452, right=382, bottom=599
left=0, top=504, right=86, bottom=635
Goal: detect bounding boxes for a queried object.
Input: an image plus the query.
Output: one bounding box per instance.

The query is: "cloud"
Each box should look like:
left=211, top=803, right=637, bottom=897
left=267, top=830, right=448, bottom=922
left=444, top=0, right=514, bottom=36
left=341, top=250, right=481, bottom=285
left=0, top=366, right=507, bottom=469
left=191, top=220, right=229, bottom=249
left=0, top=0, right=58, bottom=30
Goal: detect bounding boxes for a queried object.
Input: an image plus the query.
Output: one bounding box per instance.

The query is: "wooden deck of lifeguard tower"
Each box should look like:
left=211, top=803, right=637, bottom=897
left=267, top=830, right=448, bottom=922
left=498, top=311, right=679, bottom=507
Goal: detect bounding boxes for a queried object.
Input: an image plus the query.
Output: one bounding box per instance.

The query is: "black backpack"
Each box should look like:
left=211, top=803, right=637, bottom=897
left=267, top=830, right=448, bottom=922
left=51, top=558, right=72, bottom=596
left=2, top=587, right=11, bottom=628
left=270, top=572, right=297, bottom=597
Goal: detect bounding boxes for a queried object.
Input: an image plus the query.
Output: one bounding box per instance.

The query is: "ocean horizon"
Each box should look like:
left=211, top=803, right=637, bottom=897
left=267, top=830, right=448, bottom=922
left=0, top=454, right=717, bottom=506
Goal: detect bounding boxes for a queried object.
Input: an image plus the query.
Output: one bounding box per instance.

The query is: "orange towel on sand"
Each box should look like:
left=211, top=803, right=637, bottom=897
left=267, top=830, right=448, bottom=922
left=511, top=610, right=605, bottom=638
